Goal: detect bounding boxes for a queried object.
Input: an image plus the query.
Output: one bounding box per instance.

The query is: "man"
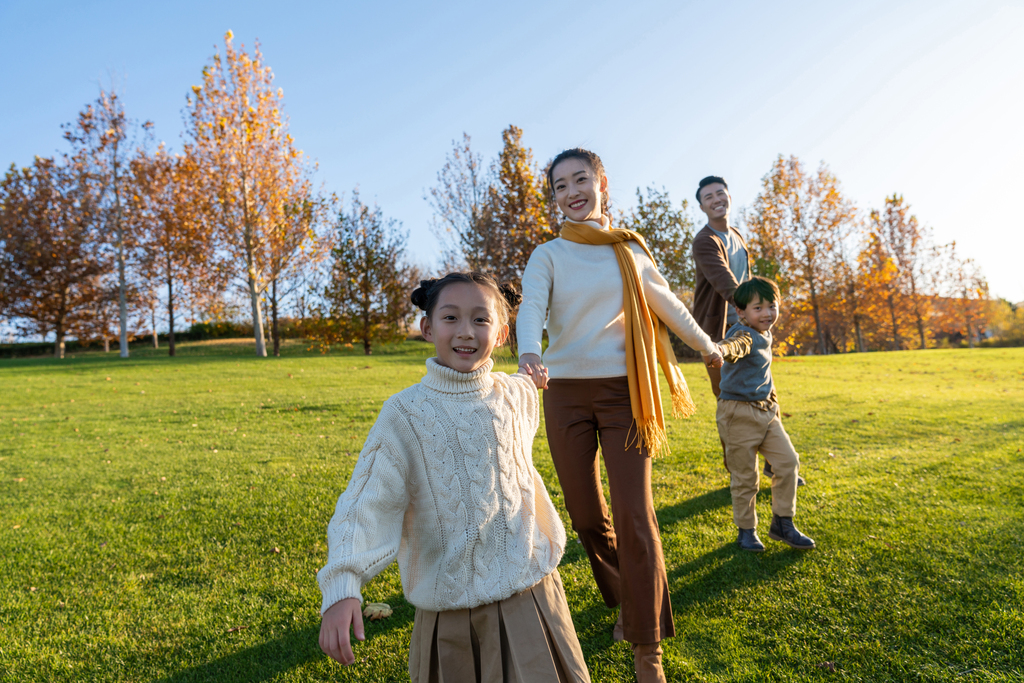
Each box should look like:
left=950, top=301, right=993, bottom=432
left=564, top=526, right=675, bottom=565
left=691, top=175, right=803, bottom=484
left=692, top=175, right=749, bottom=396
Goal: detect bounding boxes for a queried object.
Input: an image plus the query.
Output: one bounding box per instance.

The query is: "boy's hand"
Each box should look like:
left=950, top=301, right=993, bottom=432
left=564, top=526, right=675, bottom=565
left=518, top=353, right=549, bottom=389
left=319, top=598, right=364, bottom=665
left=703, top=346, right=724, bottom=369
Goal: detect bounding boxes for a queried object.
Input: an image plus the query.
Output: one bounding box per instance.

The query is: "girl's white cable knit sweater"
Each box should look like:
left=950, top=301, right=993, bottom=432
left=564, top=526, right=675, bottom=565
left=317, top=358, right=566, bottom=614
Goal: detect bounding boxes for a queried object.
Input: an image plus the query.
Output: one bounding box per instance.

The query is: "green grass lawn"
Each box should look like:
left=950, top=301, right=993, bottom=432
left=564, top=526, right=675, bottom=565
left=1, top=340, right=1022, bottom=682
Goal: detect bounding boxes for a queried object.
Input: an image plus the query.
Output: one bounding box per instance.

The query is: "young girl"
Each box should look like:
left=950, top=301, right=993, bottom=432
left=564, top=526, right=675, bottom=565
left=518, top=149, right=723, bottom=683
left=317, top=272, right=591, bottom=683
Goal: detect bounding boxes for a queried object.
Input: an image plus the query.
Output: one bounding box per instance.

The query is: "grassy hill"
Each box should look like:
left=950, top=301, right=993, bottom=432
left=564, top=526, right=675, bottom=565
left=1, top=341, right=1021, bottom=682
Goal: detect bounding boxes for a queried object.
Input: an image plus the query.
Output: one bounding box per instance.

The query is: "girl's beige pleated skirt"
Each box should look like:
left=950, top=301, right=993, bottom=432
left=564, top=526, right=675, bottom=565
left=408, top=569, right=590, bottom=683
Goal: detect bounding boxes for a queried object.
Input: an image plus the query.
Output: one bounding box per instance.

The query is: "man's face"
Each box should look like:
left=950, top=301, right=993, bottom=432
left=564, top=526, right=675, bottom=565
left=698, top=183, right=731, bottom=221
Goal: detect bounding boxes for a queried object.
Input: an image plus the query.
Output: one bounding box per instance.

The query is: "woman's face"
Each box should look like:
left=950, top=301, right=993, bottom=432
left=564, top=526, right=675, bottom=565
left=551, top=158, right=607, bottom=223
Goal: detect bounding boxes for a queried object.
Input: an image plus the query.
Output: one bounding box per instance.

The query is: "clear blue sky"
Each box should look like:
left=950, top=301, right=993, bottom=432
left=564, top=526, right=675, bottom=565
left=2, top=0, right=1022, bottom=301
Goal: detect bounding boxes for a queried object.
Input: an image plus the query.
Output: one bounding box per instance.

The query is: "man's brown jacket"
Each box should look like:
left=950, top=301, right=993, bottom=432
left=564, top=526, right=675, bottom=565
left=691, top=224, right=751, bottom=343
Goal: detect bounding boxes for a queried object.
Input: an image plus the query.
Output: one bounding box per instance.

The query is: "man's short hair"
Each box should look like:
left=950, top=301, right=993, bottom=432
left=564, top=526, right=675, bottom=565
left=696, top=175, right=728, bottom=205
left=734, top=276, right=781, bottom=309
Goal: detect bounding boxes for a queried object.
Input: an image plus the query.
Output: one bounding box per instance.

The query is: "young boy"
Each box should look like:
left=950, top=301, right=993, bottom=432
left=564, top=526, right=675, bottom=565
left=717, top=276, right=816, bottom=552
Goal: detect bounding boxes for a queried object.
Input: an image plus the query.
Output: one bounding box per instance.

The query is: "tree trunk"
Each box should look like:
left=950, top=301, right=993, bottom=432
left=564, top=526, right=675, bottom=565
left=104, top=338, right=110, bottom=353
left=964, top=288, right=974, bottom=349
left=271, top=277, right=280, bottom=357
left=151, top=305, right=159, bottom=348
left=55, top=328, right=65, bottom=359
left=916, top=316, right=926, bottom=350
left=249, top=273, right=268, bottom=357
left=114, top=147, right=129, bottom=359
left=808, top=285, right=826, bottom=354
left=166, top=257, right=176, bottom=357
left=887, top=295, right=900, bottom=350
left=854, top=315, right=865, bottom=353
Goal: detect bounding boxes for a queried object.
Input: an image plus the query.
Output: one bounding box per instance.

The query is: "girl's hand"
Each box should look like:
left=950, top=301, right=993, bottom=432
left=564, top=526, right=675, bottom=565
left=703, top=346, right=724, bottom=369
left=319, top=598, right=364, bottom=665
left=518, top=353, right=549, bottom=389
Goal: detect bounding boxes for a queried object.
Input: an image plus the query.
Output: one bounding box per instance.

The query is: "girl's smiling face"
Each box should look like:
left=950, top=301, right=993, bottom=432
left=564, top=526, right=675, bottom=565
left=551, top=157, right=607, bottom=223
left=420, top=282, right=509, bottom=373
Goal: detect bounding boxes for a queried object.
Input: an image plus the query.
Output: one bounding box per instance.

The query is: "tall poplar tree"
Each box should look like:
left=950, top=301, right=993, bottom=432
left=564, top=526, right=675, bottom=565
left=184, top=31, right=320, bottom=357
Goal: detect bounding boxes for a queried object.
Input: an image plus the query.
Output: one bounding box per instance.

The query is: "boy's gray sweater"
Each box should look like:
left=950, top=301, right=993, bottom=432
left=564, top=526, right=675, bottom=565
left=718, top=322, right=774, bottom=403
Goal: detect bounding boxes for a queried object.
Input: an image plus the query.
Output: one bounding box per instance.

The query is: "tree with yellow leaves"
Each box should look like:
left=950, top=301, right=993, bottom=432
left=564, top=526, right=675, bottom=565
left=428, top=126, right=555, bottom=288
left=746, top=155, right=857, bottom=354
left=184, top=31, right=322, bottom=357
left=131, top=146, right=226, bottom=356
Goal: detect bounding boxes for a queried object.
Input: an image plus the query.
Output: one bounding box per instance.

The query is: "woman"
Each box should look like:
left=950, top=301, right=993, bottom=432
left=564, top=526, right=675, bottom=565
left=517, top=148, right=722, bottom=683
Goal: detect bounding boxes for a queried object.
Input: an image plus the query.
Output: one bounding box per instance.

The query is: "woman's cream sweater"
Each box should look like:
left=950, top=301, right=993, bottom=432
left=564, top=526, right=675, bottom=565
left=518, top=221, right=718, bottom=378
left=317, top=358, right=566, bottom=614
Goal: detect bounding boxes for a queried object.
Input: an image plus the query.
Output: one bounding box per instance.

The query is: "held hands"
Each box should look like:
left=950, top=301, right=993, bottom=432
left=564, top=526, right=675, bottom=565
left=517, top=353, right=549, bottom=389
left=703, top=345, right=724, bottom=369
left=319, top=598, right=364, bottom=665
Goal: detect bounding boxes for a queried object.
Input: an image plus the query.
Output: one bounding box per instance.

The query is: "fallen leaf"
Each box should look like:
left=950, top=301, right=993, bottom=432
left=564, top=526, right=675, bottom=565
left=14, top=477, right=26, bottom=482
left=29, top=587, right=37, bottom=593
left=782, top=412, right=792, bottom=418
left=226, top=625, right=248, bottom=633
left=272, top=547, right=280, bottom=553
left=363, top=602, right=393, bottom=620
left=816, top=661, right=836, bottom=673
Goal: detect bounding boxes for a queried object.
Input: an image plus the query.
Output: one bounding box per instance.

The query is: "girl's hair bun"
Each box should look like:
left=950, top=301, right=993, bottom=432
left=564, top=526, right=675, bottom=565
left=411, top=278, right=439, bottom=311
left=498, top=283, right=522, bottom=309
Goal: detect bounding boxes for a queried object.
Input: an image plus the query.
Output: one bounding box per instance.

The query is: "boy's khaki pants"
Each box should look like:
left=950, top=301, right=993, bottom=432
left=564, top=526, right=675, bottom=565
left=716, top=399, right=800, bottom=529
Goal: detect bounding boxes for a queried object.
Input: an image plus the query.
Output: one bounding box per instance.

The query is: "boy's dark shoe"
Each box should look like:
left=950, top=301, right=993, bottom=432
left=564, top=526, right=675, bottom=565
left=768, top=514, right=816, bottom=549
left=737, top=528, right=765, bottom=552
left=763, top=461, right=806, bottom=486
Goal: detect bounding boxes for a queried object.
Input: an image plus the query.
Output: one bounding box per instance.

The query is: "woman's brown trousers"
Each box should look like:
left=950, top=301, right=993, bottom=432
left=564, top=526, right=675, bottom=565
left=544, top=376, right=674, bottom=645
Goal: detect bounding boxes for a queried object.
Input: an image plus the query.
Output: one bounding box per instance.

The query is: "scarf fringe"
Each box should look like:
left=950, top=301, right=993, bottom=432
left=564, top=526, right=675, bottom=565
left=670, top=385, right=697, bottom=419
left=628, top=419, right=670, bottom=459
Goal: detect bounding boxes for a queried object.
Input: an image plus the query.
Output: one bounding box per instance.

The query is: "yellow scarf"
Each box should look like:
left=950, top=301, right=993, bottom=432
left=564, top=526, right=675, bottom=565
left=560, top=219, right=696, bottom=458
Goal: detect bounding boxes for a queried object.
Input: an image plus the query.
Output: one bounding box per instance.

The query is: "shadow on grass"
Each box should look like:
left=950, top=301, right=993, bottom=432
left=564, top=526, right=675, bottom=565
left=657, top=486, right=732, bottom=530
left=157, top=603, right=416, bottom=683
left=156, top=624, right=321, bottom=683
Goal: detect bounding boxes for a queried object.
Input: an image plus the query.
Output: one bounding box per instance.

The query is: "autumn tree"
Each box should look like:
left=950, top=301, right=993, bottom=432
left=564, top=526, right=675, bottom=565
left=309, top=192, right=418, bottom=355
left=0, top=156, right=109, bottom=358
left=184, top=30, right=322, bottom=357
left=746, top=155, right=857, bottom=354
left=132, top=147, right=225, bottom=356
left=428, top=133, right=491, bottom=272
left=428, top=126, right=555, bottom=287
left=618, top=186, right=695, bottom=296
left=62, top=89, right=148, bottom=358
left=867, top=194, right=935, bottom=349
left=937, top=243, right=989, bottom=348
left=264, top=194, right=332, bottom=356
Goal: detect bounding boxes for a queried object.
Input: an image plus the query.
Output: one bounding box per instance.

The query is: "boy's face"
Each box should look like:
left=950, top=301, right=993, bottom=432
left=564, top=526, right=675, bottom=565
left=736, top=294, right=779, bottom=333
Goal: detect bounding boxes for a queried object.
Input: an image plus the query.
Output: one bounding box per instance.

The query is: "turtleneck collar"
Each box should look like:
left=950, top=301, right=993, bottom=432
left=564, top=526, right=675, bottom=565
left=563, top=214, right=610, bottom=232
left=421, top=357, right=495, bottom=396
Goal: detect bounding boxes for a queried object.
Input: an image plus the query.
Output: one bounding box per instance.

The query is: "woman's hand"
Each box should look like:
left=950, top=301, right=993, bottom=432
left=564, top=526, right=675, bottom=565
left=319, top=598, right=364, bottom=665
left=703, top=345, right=724, bottom=369
left=518, top=353, right=549, bottom=389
